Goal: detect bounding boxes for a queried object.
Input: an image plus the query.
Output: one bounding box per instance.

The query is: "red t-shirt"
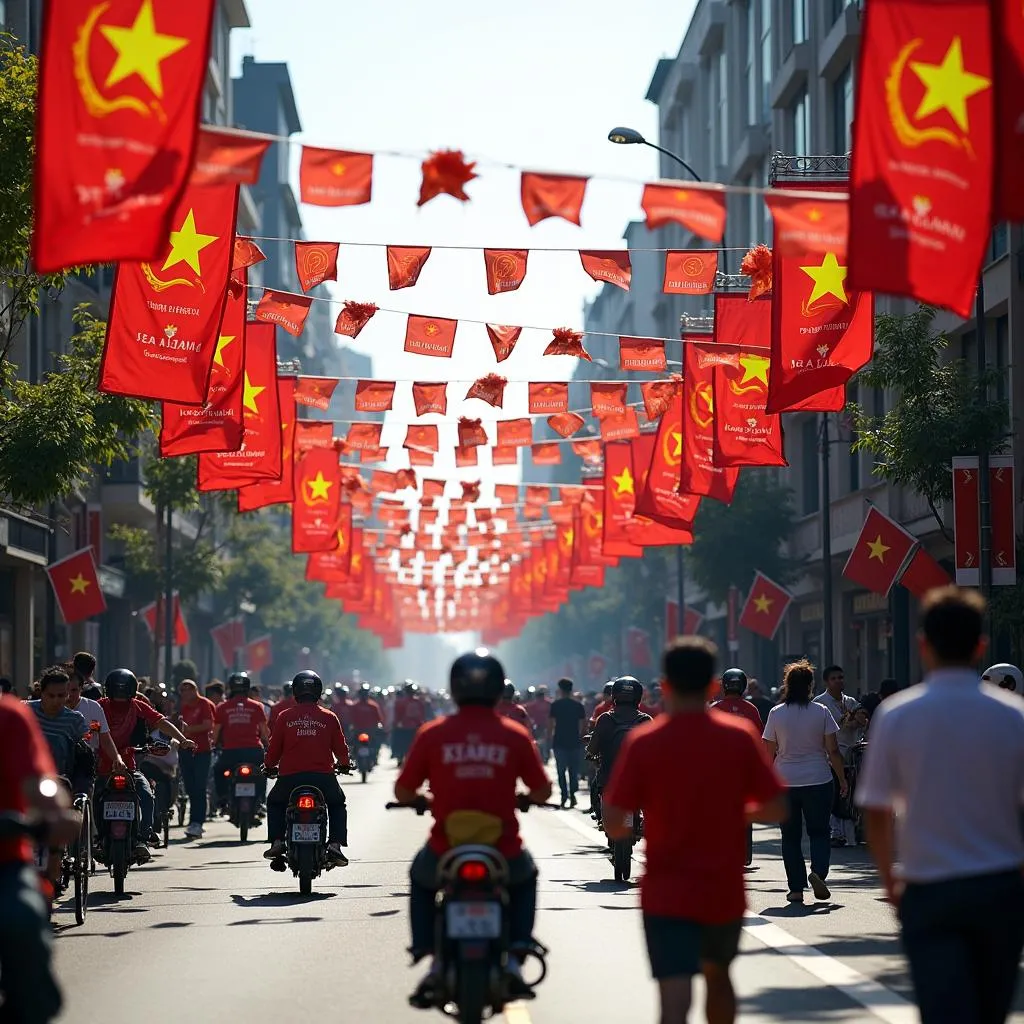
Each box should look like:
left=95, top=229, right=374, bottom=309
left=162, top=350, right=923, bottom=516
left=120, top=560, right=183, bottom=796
left=590, top=699, right=613, bottom=725
left=349, top=699, right=384, bottom=732
left=269, top=696, right=296, bottom=729
left=98, top=697, right=164, bottom=773
left=396, top=706, right=548, bottom=857
left=498, top=701, right=533, bottom=730
left=604, top=709, right=783, bottom=923
left=264, top=704, right=349, bottom=776
left=394, top=696, right=426, bottom=729
left=639, top=702, right=662, bottom=718
left=0, top=697, right=57, bottom=864
left=711, top=696, right=764, bottom=733
left=180, top=696, right=216, bottom=753
left=214, top=696, right=267, bottom=749
left=525, top=697, right=551, bottom=729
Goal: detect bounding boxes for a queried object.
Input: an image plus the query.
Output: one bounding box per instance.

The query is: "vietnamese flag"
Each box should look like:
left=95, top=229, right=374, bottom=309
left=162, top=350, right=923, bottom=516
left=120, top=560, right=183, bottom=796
left=255, top=289, right=313, bottom=337
left=100, top=180, right=237, bottom=403
left=528, top=382, right=568, bottom=414
left=520, top=172, right=587, bottom=226
left=387, top=246, right=432, bottom=290
left=848, top=0, right=994, bottom=318
left=898, top=547, right=952, bottom=598
left=681, top=338, right=739, bottom=503
left=190, top=126, right=270, bottom=186
left=307, top=508, right=354, bottom=582
left=466, top=373, right=508, bottom=408
left=159, top=269, right=247, bottom=455
left=295, top=241, right=340, bottom=292
left=140, top=593, right=189, bottom=646
left=47, top=547, right=106, bottom=624
left=619, top=338, right=667, bottom=372
left=602, top=444, right=644, bottom=558
left=994, top=0, right=1024, bottom=221
left=764, top=192, right=849, bottom=260
left=626, top=433, right=696, bottom=545
left=663, top=251, right=718, bottom=294
left=579, top=251, right=631, bottom=290
left=236, top=377, right=296, bottom=512
left=485, top=324, right=522, bottom=363
left=292, top=446, right=342, bottom=554
left=405, top=315, right=457, bottom=358
left=635, top=391, right=702, bottom=527
left=412, top=382, right=448, bottom=416
left=210, top=617, right=244, bottom=668
left=483, top=250, right=528, bottom=295
left=738, top=572, right=792, bottom=640
left=354, top=380, right=395, bottom=412
left=842, top=506, right=919, bottom=596
left=242, top=635, right=273, bottom=673
left=33, top=0, right=216, bottom=273
left=298, top=147, right=372, bottom=206
left=197, top=322, right=281, bottom=490
left=641, top=183, right=727, bottom=242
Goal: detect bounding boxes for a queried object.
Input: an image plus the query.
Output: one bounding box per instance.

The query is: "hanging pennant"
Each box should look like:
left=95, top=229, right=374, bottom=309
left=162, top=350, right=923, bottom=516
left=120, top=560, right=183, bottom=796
left=619, top=337, right=667, bottom=371
left=520, top=172, right=587, bottom=226
left=404, top=315, right=457, bottom=358
left=418, top=149, right=477, bottom=206
left=579, top=250, right=631, bottom=290
left=663, top=250, right=718, bottom=294
left=299, top=147, right=373, bottom=206
left=255, top=288, right=313, bottom=336
left=412, top=382, right=448, bottom=416
left=294, top=377, right=339, bottom=412
left=641, top=183, right=727, bottom=242
left=387, top=246, right=432, bottom=290
left=485, top=324, right=523, bottom=363
left=295, top=241, right=340, bottom=292
left=354, top=380, right=395, bottom=412
left=334, top=300, right=378, bottom=338
left=483, top=250, right=528, bottom=294
left=465, top=373, right=508, bottom=408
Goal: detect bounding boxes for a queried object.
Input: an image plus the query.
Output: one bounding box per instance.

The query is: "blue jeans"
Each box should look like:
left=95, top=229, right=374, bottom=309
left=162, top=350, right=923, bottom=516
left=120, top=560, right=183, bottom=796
left=179, top=750, right=211, bottom=826
left=133, top=770, right=155, bottom=838
left=553, top=746, right=582, bottom=801
left=780, top=781, right=833, bottom=893
left=0, top=864, right=62, bottom=1023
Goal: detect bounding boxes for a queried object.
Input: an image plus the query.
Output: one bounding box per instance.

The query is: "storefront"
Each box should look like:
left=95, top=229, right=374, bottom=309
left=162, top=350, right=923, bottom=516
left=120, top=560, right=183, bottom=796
left=846, top=591, right=892, bottom=696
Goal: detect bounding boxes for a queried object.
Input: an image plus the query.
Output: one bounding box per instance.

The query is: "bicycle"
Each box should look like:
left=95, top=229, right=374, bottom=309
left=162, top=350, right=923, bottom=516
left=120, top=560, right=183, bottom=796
left=62, top=791, right=92, bottom=925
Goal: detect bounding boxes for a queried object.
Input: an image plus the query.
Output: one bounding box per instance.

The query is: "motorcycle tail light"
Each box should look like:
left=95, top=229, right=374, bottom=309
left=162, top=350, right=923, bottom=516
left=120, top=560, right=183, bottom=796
left=358, top=733, right=370, bottom=743
left=458, top=861, right=488, bottom=882
left=111, top=774, right=129, bottom=790
left=296, top=795, right=316, bottom=810
left=239, top=765, right=253, bottom=776
left=223, top=770, right=232, bottom=777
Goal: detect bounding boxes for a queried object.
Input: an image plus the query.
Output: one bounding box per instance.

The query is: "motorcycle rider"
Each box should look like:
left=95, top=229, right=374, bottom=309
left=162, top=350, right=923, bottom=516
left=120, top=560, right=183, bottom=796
left=212, top=672, right=269, bottom=811
left=392, top=681, right=426, bottom=765
left=349, top=683, right=385, bottom=761
left=587, top=677, right=652, bottom=826
left=263, top=671, right=350, bottom=866
left=394, top=650, right=551, bottom=1006
left=711, top=668, right=764, bottom=732
left=589, top=681, right=615, bottom=727
left=498, top=681, right=533, bottom=730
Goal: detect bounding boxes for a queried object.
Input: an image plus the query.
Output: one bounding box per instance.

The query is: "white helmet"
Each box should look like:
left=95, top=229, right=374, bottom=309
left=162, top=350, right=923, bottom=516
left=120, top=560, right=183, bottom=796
left=982, top=664, right=1023, bottom=692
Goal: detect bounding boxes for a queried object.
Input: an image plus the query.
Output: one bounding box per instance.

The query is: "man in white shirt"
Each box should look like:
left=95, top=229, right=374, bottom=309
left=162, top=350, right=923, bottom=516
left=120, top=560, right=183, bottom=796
left=856, top=586, right=1024, bottom=1024
left=813, top=665, right=860, bottom=846
left=66, top=658, right=124, bottom=771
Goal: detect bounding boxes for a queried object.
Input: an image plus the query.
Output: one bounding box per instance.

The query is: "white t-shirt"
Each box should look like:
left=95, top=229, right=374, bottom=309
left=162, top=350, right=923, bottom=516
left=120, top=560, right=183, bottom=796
left=813, top=691, right=861, bottom=755
left=856, top=669, right=1024, bottom=883
left=69, top=696, right=110, bottom=751
left=762, top=701, right=839, bottom=787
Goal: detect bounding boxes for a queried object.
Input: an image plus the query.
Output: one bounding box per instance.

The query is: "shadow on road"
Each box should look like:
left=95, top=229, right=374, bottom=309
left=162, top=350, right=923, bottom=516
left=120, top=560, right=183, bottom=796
left=759, top=902, right=842, bottom=918
left=150, top=921, right=192, bottom=929
left=87, top=892, right=141, bottom=905
left=230, top=892, right=338, bottom=907
left=369, top=909, right=401, bottom=917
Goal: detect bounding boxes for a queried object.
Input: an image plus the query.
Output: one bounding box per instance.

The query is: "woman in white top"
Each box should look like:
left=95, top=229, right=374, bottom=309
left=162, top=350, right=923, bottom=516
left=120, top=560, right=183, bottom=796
left=762, top=660, right=849, bottom=903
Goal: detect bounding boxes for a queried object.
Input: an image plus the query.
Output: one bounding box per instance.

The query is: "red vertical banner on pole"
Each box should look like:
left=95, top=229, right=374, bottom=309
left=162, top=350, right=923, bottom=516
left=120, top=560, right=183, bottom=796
left=952, top=456, right=981, bottom=587
left=727, top=585, right=739, bottom=654
left=989, top=455, right=1017, bottom=586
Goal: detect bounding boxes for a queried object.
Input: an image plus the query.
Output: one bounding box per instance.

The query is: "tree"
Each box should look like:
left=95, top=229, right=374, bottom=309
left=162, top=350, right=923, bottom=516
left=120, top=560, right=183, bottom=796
left=687, top=471, right=802, bottom=605
left=849, top=306, right=1009, bottom=539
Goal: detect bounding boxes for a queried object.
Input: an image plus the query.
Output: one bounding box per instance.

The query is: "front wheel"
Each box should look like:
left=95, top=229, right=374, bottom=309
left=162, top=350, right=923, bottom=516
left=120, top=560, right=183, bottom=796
left=455, top=961, right=491, bottom=1024
left=296, top=844, right=316, bottom=896
left=612, top=839, right=632, bottom=882
left=360, top=768, right=368, bottom=784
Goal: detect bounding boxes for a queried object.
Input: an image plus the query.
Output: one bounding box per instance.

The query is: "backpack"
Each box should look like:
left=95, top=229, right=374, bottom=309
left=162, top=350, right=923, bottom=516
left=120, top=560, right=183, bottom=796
left=602, top=712, right=648, bottom=775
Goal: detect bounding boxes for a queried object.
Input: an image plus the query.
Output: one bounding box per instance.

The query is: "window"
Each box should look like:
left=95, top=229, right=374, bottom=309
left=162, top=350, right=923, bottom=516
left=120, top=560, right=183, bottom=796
left=989, top=222, right=1009, bottom=262
left=791, top=0, right=808, bottom=46
left=832, top=65, right=854, bottom=153
left=746, top=174, right=759, bottom=246
left=791, top=87, right=810, bottom=155
left=718, top=51, right=729, bottom=167
left=761, top=0, right=773, bottom=119
left=746, top=1, right=758, bottom=125
left=707, top=62, right=718, bottom=177
left=832, top=0, right=854, bottom=21
left=802, top=418, right=820, bottom=514
left=995, top=315, right=1009, bottom=404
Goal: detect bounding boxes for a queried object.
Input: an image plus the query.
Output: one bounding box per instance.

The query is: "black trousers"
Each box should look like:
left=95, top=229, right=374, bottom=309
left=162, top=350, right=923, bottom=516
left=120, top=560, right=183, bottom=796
left=267, top=772, right=347, bottom=844
left=899, top=869, right=1024, bottom=1024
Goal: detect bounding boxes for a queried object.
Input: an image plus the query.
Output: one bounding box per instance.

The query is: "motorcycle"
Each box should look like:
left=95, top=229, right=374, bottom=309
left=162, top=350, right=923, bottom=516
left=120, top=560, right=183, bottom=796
left=223, top=762, right=260, bottom=842
left=355, top=732, right=374, bottom=783
left=387, top=796, right=549, bottom=1024
left=264, top=762, right=352, bottom=895
left=95, top=768, right=143, bottom=895
left=610, top=808, right=643, bottom=882
left=139, top=742, right=174, bottom=848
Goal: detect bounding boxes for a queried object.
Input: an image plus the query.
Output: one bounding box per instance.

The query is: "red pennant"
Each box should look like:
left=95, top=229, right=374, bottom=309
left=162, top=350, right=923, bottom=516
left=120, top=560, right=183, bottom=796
left=572, top=440, right=603, bottom=464
left=590, top=382, right=627, bottom=419
left=418, top=149, right=477, bottom=206
left=404, top=425, right=439, bottom=453
left=495, top=418, right=533, bottom=448
left=579, top=250, right=631, bottom=290
left=236, top=378, right=297, bottom=512
left=294, top=377, right=339, bottom=412
left=255, top=289, right=313, bottom=336
left=408, top=448, right=435, bottom=467
left=641, top=183, right=727, bottom=242
left=141, top=594, right=189, bottom=646
left=100, top=181, right=237, bottom=404
left=387, top=246, right=432, bottom=290
left=765, top=193, right=849, bottom=260
left=602, top=445, right=644, bottom=558
left=520, top=172, right=587, bottom=226
left=619, top=337, right=667, bottom=372
left=405, top=315, right=457, bottom=358
left=483, top=250, right=528, bottom=295
left=466, top=373, right=508, bottom=408
left=848, top=0, right=993, bottom=317
left=295, top=421, right=334, bottom=451
left=663, top=250, right=718, bottom=294
left=412, top=382, right=448, bottom=416
left=190, top=127, right=270, bottom=186
left=354, top=380, right=395, bottom=412
left=681, top=340, right=739, bottom=503
left=531, top=443, right=561, bottom=466
left=634, top=391, right=701, bottom=527
left=995, top=2, right=1024, bottom=221
left=528, top=382, right=569, bottom=413
left=491, top=446, right=519, bottom=466
left=599, top=408, right=640, bottom=442
left=547, top=412, right=585, bottom=438
left=455, top=445, right=479, bottom=468
left=543, top=328, right=591, bottom=361
left=299, top=147, right=373, bottom=206
left=458, top=417, right=488, bottom=448
left=33, top=0, right=216, bottom=272
left=346, top=422, right=383, bottom=452
left=47, top=548, right=106, bottom=624
left=485, top=323, right=522, bottom=363
left=295, top=241, right=340, bottom=292
left=334, top=300, right=378, bottom=338
left=640, top=379, right=681, bottom=422
left=233, top=237, right=266, bottom=272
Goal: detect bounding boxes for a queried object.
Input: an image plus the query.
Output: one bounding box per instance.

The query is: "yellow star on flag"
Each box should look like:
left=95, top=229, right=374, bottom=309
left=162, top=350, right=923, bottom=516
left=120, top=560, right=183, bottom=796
left=753, top=593, right=773, bottom=614
left=562, top=528, right=574, bottom=546
left=611, top=466, right=634, bottom=497
left=69, top=573, right=91, bottom=595
left=212, top=334, right=235, bottom=368
left=242, top=372, right=265, bottom=415
left=306, top=471, right=332, bottom=501
left=162, top=209, right=218, bottom=276
left=867, top=535, right=890, bottom=562
left=99, top=0, right=189, bottom=99
left=910, top=37, right=991, bottom=134
left=737, top=354, right=771, bottom=386
left=807, top=208, right=824, bottom=222
left=800, top=252, right=848, bottom=307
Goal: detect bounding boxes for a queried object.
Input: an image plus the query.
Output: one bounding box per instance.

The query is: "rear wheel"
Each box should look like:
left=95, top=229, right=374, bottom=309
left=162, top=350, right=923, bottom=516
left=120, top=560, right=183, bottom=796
left=111, top=844, right=127, bottom=896
left=360, top=769, right=368, bottom=784
left=162, top=812, right=170, bottom=849
left=239, top=812, right=249, bottom=844
left=297, top=845, right=315, bottom=896
left=74, top=803, right=90, bottom=924
left=455, top=961, right=490, bottom=1024
left=612, top=839, right=632, bottom=882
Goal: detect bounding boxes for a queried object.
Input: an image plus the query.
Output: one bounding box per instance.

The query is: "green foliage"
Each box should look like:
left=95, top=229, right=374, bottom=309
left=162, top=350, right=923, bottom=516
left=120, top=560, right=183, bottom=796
left=143, top=449, right=201, bottom=513
left=687, top=471, right=802, bottom=605
left=849, top=306, right=1009, bottom=535
left=109, top=520, right=221, bottom=605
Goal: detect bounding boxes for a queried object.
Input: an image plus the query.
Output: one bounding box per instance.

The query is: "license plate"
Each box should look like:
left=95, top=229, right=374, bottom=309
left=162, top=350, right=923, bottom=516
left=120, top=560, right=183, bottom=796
left=291, top=823, right=320, bottom=843
left=446, top=902, right=501, bottom=939
left=234, top=783, right=256, bottom=797
left=358, top=747, right=370, bottom=756
left=103, top=801, right=135, bottom=821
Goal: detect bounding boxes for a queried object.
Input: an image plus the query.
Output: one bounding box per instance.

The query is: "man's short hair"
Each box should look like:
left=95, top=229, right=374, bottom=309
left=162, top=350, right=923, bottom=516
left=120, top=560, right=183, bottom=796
left=662, top=636, right=718, bottom=695
left=823, top=664, right=844, bottom=680
left=920, top=586, right=985, bottom=664
left=39, top=666, right=69, bottom=690
left=206, top=681, right=224, bottom=697
left=72, top=652, right=97, bottom=678
left=878, top=677, right=899, bottom=700
left=557, top=677, right=573, bottom=693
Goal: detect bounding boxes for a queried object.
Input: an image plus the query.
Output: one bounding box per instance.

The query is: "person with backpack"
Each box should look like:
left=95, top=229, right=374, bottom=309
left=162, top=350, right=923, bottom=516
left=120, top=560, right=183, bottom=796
left=587, top=676, right=651, bottom=827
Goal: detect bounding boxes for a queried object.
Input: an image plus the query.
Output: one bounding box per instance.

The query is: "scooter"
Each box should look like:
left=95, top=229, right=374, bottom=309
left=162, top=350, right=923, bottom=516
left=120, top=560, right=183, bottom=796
left=94, top=768, right=143, bottom=895
left=355, top=732, right=374, bottom=782
left=224, top=762, right=260, bottom=843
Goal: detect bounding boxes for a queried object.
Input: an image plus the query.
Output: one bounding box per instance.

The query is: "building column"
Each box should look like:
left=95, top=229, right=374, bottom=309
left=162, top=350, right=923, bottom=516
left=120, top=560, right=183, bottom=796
left=14, top=565, right=35, bottom=689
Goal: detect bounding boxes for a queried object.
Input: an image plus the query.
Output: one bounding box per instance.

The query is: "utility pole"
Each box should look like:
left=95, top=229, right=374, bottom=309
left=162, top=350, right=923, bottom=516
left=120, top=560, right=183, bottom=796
left=821, top=414, right=834, bottom=668
left=975, top=281, right=993, bottom=609
left=163, top=502, right=174, bottom=685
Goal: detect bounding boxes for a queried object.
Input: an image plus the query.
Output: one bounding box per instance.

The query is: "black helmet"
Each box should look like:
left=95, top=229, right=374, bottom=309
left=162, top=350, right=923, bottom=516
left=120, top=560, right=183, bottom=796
left=104, top=668, right=138, bottom=701
left=282, top=682, right=293, bottom=698
left=358, top=683, right=371, bottom=699
left=292, top=670, right=323, bottom=703
left=450, top=649, right=505, bottom=707
left=403, top=680, right=419, bottom=696
left=602, top=681, right=614, bottom=697
left=504, top=681, right=517, bottom=701
left=227, top=671, right=251, bottom=696
left=722, top=667, right=747, bottom=695
left=611, top=675, right=643, bottom=706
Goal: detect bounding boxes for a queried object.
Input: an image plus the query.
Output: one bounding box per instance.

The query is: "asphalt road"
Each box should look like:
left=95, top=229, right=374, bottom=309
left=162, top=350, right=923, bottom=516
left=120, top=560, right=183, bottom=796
left=52, top=765, right=1024, bottom=1023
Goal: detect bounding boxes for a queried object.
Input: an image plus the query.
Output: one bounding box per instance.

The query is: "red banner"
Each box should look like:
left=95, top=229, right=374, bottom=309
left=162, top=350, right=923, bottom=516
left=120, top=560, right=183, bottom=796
left=989, top=455, right=1017, bottom=585
left=520, top=172, right=587, bottom=226
left=663, top=250, right=718, bottom=294
left=190, top=127, right=269, bottom=186
left=236, top=378, right=296, bottom=512
left=255, top=289, right=313, bottom=337
left=483, top=250, right=528, bottom=294
left=405, top=315, right=457, bottom=358
left=528, top=383, right=569, bottom=414
left=952, top=456, right=981, bottom=586
left=619, top=338, right=667, bottom=372
left=412, top=382, right=448, bottom=416
left=634, top=390, right=702, bottom=527
left=579, top=250, right=631, bottom=290
left=298, top=147, right=372, bottom=206
left=292, top=447, right=342, bottom=554
left=295, top=241, right=340, bottom=292
left=994, top=0, right=1024, bottom=222
left=640, top=183, right=726, bottom=242
left=387, top=246, right=431, bottom=290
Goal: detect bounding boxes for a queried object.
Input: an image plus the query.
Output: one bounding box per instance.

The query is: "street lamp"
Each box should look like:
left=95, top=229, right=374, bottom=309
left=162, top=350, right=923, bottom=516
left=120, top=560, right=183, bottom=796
left=607, top=127, right=703, bottom=183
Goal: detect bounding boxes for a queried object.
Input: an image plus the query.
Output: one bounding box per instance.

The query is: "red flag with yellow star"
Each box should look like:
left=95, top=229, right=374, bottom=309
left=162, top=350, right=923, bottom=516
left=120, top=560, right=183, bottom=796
left=635, top=391, right=702, bottom=526
left=236, top=377, right=296, bottom=512
left=100, top=181, right=237, bottom=403
left=842, top=506, right=919, bottom=596
left=292, top=446, right=342, bottom=554
left=848, top=0, right=994, bottom=317
left=602, top=443, right=644, bottom=558
left=404, top=315, right=457, bottom=358
left=242, top=634, right=273, bottom=673
left=33, top=0, right=215, bottom=273
left=738, top=572, right=792, bottom=640
left=299, top=147, right=373, bottom=206
left=197, top=322, right=282, bottom=490
left=159, top=268, right=246, bottom=456
left=306, top=508, right=353, bottom=583
left=47, top=547, right=106, bottom=625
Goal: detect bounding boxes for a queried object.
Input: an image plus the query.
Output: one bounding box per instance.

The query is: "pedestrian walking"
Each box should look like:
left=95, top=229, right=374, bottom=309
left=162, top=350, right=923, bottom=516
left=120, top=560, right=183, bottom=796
left=857, top=586, right=1024, bottom=1024
left=547, top=678, right=585, bottom=808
